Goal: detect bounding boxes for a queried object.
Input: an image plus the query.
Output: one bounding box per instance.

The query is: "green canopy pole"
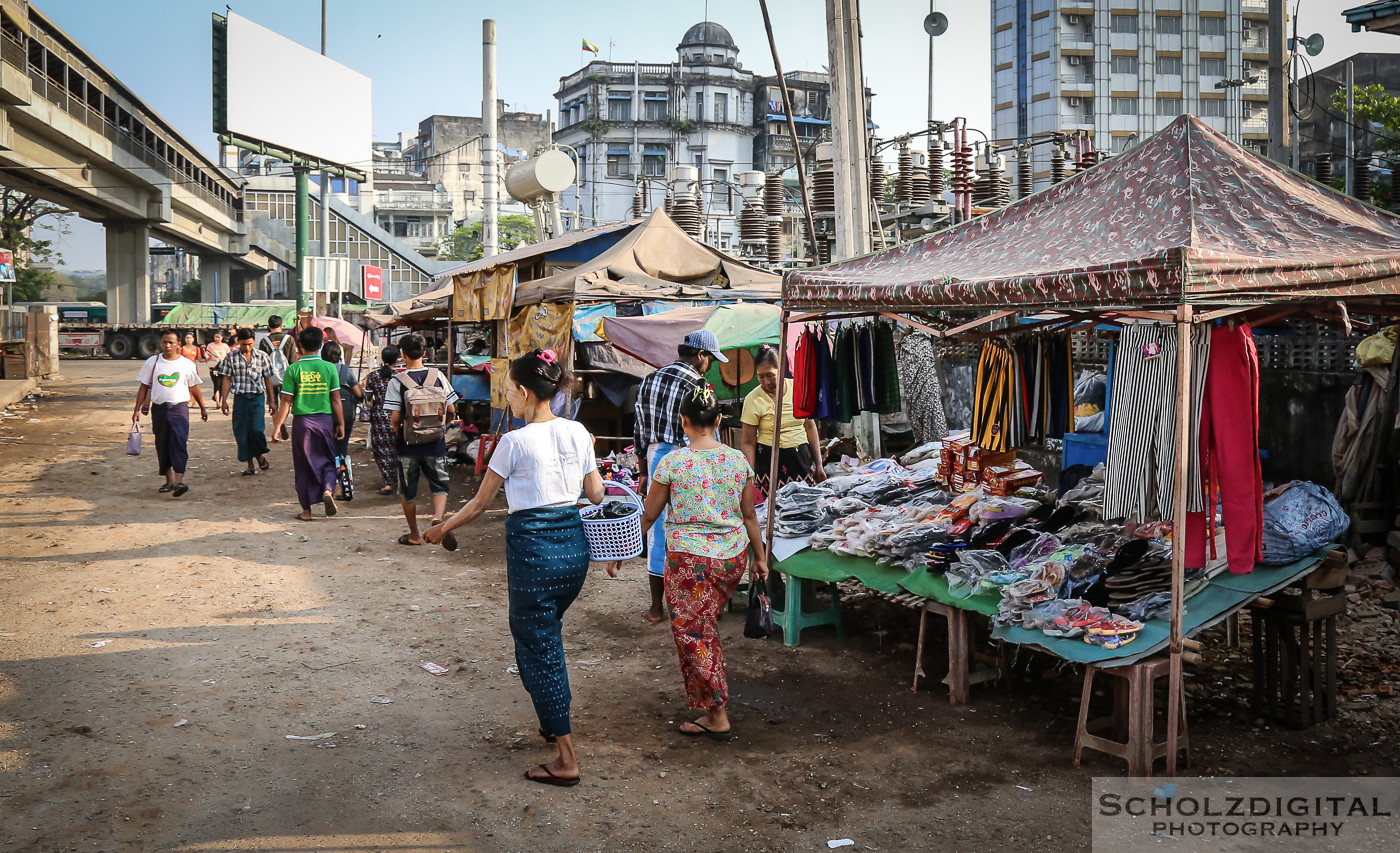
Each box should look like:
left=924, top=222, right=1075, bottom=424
left=295, top=167, right=311, bottom=313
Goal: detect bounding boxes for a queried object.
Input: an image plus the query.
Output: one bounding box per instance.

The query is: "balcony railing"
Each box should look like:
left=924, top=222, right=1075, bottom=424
left=0, top=30, right=24, bottom=69
left=375, top=191, right=453, bottom=211
left=1060, top=33, right=1094, bottom=48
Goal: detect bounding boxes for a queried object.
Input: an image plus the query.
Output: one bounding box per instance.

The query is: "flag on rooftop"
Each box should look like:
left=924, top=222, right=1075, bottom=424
left=582, top=38, right=600, bottom=54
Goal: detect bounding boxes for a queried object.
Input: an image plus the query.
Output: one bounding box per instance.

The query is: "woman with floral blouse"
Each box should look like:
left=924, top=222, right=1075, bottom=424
left=611, top=385, right=768, bottom=740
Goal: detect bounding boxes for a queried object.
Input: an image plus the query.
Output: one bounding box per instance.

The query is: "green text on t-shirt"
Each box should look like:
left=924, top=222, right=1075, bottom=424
left=282, top=358, right=340, bottom=416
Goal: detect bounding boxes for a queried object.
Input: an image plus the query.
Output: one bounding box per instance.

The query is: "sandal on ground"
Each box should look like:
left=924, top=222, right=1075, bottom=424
left=322, top=491, right=337, bottom=517
left=378, top=486, right=395, bottom=495
left=258, top=457, right=270, bottom=471
left=158, top=484, right=173, bottom=493
left=397, top=534, right=422, bottom=546
left=524, top=764, right=580, bottom=787
left=242, top=470, right=257, bottom=476
left=172, top=484, right=189, bottom=498
left=679, top=720, right=733, bottom=741
left=442, top=531, right=458, bottom=552
left=539, top=727, right=557, bottom=744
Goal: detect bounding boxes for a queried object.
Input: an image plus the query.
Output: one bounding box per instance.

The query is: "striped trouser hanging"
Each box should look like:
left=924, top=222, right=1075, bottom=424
left=1102, top=323, right=1212, bottom=523
left=973, top=341, right=1015, bottom=452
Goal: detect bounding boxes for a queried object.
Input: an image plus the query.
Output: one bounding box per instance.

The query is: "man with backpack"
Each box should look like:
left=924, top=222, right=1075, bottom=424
left=258, top=315, right=296, bottom=440
left=383, top=333, right=459, bottom=545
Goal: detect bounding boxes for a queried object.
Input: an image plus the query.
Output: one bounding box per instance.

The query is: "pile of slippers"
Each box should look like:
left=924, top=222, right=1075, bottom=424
left=1046, top=604, right=1145, bottom=649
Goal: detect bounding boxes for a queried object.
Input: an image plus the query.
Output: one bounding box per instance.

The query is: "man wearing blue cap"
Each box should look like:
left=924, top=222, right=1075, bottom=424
left=632, top=329, right=729, bottom=623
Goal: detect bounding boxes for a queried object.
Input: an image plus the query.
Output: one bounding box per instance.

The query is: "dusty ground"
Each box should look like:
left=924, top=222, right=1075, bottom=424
left=1, top=359, right=1398, bottom=853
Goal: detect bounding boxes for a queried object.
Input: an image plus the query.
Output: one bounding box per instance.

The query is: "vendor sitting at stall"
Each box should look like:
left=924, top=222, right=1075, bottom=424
left=740, top=346, right=826, bottom=502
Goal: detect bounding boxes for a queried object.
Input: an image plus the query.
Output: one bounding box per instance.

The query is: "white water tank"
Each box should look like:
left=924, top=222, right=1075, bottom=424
left=504, top=149, right=576, bottom=203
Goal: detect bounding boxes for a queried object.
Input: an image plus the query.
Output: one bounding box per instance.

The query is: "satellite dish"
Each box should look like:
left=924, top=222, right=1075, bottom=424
left=1304, top=33, right=1325, bottom=56
left=924, top=11, right=949, bottom=37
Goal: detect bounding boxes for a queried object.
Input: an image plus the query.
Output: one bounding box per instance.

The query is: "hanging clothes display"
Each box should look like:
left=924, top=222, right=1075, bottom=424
left=813, top=327, right=834, bottom=420
left=896, top=331, right=949, bottom=445
left=973, top=341, right=1016, bottom=452
left=1019, top=332, right=1074, bottom=443
left=872, top=321, right=902, bottom=415
left=1184, top=322, right=1264, bottom=575
left=791, top=328, right=820, bottom=419
left=855, top=325, right=878, bottom=411
left=832, top=325, right=857, bottom=423
left=1102, top=323, right=1212, bottom=523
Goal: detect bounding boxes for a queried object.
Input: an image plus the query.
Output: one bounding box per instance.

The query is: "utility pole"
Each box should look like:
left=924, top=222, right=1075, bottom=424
left=1267, top=0, right=1286, bottom=162
left=826, top=0, right=879, bottom=458
left=1345, top=60, right=1355, bottom=197
left=927, top=0, right=935, bottom=132
left=320, top=0, right=335, bottom=315
left=482, top=19, right=499, bottom=259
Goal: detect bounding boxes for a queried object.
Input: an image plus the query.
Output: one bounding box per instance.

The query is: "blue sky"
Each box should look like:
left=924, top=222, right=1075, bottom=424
left=29, top=0, right=1397, bottom=272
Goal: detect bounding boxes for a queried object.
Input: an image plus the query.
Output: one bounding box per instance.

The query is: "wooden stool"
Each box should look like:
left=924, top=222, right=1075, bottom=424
left=1249, top=588, right=1344, bottom=728
left=1074, top=656, right=1189, bottom=778
left=769, top=572, right=843, bottom=648
left=912, top=601, right=1002, bottom=705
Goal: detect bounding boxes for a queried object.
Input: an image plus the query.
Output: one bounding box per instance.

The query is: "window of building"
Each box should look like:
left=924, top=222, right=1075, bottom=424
left=464, top=190, right=477, bottom=203
left=1156, top=16, right=1182, bottom=36
left=608, top=93, right=631, bottom=122
left=643, top=144, right=667, bottom=177
left=1156, top=56, right=1182, bottom=75
left=712, top=167, right=729, bottom=206
left=712, top=53, right=724, bottom=64
left=643, top=92, right=668, bottom=121
left=1156, top=97, right=1183, bottom=117
left=714, top=92, right=728, bottom=124
left=1201, top=98, right=1226, bottom=117
left=1112, top=135, right=1132, bottom=154
left=693, top=91, right=704, bottom=122
left=1201, top=57, right=1226, bottom=76
left=606, top=149, right=631, bottom=177
left=1110, top=14, right=1138, bottom=34
left=768, top=85, right=782, bottom=103
left=1201, top=17, right=1225, bottom=36
left=1111, top=97, right=1138, bottom=115
left=1111, top=55, right=1138, bottom=75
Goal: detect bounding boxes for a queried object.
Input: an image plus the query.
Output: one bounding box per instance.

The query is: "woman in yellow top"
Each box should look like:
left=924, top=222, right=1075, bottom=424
left=739, top=346, right=825, bottom=502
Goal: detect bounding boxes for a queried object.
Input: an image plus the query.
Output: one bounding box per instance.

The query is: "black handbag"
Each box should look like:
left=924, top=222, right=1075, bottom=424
left=744, top=583, right=774, bottom=640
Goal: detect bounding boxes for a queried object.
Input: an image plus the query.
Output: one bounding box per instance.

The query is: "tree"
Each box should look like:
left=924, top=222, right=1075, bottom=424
left=1331, top=83, right=1400, bottom=161
left=438, top=214, right=539, bottom=261
left=179, top=278, right=202, bottom=303
left=1, top=187, right=74, bottom=301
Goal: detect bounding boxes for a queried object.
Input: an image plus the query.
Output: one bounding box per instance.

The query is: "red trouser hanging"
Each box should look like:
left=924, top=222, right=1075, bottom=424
left=1185, top=323, right=1264, bottom=574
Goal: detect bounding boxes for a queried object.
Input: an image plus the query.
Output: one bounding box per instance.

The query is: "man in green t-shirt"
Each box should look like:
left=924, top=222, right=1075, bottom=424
left=271, top=326, right=346, bottom=520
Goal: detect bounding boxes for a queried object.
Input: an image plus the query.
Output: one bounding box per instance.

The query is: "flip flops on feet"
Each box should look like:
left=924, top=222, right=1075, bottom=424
left=172, top=484, right=189, bottom=498
left=397, top=534, right=422, bottom=546
left=322, top=491, right=337, bottom=517
left=158, top=484, right=173, bottom=493
left=524, top=764, right=580, bottom=787
left=679, top=721, right=733, bottom=741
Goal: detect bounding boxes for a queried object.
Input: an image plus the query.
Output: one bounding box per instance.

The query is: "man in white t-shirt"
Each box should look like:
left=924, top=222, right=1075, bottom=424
left=133, top=330, right=208, bottom=497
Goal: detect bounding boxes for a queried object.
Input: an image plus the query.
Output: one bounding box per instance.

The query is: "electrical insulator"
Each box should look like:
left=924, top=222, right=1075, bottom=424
left=1051, top=146, right=1067, bottom=183
left=812, top=165, right=836, bottom=215
left=815, top=237, right=831, bottom=265
left=1314, top=153, right=1332, bottom=185
left=869, top=155, right=886, bottom=208
left=671, top=198, right=702, bottom=238
left=951, top=139, right=973, bottom=197
left=1075, top=145, right=1099, bottom=175
left=631, top=188, right=645, bottom=218
left=765, top=173, right=784, bottom=264
left=1018, top=149, right=1033, bottom=199
left=1356, top=159, right=1373, bottom=203
left=909, top=150, right=931, bottom=207
left=896, top=144, right=914, bottom=205
left=927, top=137, right=946, bottom=199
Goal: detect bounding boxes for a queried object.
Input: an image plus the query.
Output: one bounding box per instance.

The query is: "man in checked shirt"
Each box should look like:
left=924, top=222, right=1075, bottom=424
left=632, top=329, right=728, bottom=623
left=218, top=328, right=277, bottom=475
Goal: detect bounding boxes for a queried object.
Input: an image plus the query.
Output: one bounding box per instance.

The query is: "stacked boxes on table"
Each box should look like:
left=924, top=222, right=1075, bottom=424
left=936, top=430, right=1043, bottom=494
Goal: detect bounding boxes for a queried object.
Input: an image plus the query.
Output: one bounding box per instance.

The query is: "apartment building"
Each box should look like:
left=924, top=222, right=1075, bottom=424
left=992, top=0, right=1271, bottom=191
left=553, top=22, right=758, bottom=248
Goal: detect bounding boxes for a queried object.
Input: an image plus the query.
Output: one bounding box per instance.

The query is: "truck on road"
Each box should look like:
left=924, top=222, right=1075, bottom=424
left=26, top=301, right=295, bottom=359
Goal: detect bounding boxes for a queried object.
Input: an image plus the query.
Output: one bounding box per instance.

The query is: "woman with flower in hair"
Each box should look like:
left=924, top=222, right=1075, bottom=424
left=426, top=349, right=606, bottom=787
left=610, top=385, right=768, bottom=741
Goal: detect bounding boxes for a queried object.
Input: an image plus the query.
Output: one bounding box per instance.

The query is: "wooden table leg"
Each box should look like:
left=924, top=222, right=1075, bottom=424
left=912, top=607, right=929, bottom=692
left=945, top=607, right=971, bottom=706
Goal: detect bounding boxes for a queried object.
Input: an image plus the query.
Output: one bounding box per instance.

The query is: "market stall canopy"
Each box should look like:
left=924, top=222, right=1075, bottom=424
left=786, top=115, right=1400, bottom=313
left=513, top=209, right=781, bottom=306
left=600, top=303, right=782, bottom=368
left=368, top=219, right=641, bottom=325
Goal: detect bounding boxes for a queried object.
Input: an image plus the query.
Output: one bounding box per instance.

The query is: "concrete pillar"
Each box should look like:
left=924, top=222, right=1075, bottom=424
left=198, top=255, right=234, bottom=305
left=105, top=223, right=151, bottom=325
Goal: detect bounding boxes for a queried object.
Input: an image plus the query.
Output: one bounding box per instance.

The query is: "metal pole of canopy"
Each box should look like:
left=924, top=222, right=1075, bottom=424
left=764, top=310, right=791, bottom=569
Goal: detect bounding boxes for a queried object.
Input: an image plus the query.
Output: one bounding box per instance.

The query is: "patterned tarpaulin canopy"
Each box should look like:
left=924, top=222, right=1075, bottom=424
left=786, top=115, right=1400, bottom=312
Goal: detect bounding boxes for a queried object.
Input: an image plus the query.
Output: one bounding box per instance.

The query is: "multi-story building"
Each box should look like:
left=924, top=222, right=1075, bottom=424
left=1296, top=52, right=1400, bottom=183
left=992, top=0, right=1271, bottom=191
left=405, top=109, right=553, bottom=226
left=751, top=71, right=832, bottom=173
left=554, top=22, right=758, bottom=249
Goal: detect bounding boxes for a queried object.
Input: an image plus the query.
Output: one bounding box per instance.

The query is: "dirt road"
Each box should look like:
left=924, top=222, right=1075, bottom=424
left=1, top=360, right=1397, bottom=852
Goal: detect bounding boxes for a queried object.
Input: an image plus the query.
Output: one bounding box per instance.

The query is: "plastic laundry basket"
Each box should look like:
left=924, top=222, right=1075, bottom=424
left=580, top=481, right=645, bottom=561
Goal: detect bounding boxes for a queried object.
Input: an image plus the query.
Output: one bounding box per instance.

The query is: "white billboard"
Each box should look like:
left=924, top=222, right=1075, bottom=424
left=224, top=11, right=371, bottom=170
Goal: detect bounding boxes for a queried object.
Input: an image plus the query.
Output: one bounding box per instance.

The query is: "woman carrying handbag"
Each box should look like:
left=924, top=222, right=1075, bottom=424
left=609, top=386, right=769, bottom=740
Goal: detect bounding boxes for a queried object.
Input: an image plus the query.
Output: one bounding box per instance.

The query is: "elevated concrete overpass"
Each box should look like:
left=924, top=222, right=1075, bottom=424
left=0, top=2, right=288, bottom=321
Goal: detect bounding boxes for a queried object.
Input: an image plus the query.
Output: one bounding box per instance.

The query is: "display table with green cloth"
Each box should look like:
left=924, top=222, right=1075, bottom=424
left=990, top=550, right=1331, bottom=668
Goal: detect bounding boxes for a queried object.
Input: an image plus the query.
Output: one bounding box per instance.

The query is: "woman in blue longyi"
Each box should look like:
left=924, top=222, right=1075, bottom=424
left=426, top=349, right=605, bottom=787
